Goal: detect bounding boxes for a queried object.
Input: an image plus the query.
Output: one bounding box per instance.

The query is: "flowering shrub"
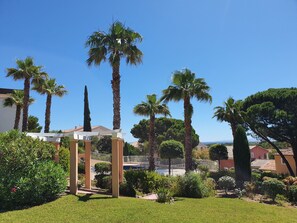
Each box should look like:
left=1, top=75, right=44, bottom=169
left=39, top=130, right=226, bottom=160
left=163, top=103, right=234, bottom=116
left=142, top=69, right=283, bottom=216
left=0, top=130, right=67, bottom=210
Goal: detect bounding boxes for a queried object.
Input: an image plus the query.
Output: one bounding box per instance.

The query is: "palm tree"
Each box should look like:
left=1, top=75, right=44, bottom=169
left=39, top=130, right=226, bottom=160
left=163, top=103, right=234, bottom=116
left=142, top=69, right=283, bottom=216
left=3, top=90, right=34, bottom=130
left=162, top=69, right=212, bottom=172
left=133, top=94, right=171, bottom=171
left=213, top=97, right=243, bottom=138
left=86, top=21, right=143, bottom=130
left=33, top=78, right=67, bottom=133
left=6, top=57, right=47, bottom=131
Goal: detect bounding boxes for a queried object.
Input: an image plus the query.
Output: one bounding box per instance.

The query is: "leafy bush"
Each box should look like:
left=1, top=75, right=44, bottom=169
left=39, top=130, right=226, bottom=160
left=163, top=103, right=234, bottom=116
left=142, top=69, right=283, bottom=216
left=174, top=172, right=211, bottom=198
left=0, top=161, right=66, bottom=210
left=283, top=176, right=297, bottom=186
left=78, top=162, right=85, bottom=174
left=244, top=182, right=256, bottom=199
left=94, top=162, right=111, bottom=175
left=124, top=170, right=162, bottom=194
left=218, top=176, right=236, bottom=194
left=94, top=162, right=111, bottom=189
left=156, top=187, right=172, bottom=203
left=275, top=194, right=288, bottom=207
left=120, top=181, right=136, bottom=197
left=287, top=185, right=297, bottom=203
left=0, top=130, right=66, bottom=210
left=58, top=147, right=70, bottom=173
left=262, top=178, right=285, bottom=201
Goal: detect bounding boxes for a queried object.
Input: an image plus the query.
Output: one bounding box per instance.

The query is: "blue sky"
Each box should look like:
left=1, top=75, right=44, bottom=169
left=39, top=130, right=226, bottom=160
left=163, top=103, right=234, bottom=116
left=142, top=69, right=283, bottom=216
left=1, top=1, right=297, bottom=143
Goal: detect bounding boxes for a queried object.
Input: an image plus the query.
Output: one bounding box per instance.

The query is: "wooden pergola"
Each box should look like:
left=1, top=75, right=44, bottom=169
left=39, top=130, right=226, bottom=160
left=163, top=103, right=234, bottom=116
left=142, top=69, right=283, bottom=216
left=27, top=130, right=124, bottom=198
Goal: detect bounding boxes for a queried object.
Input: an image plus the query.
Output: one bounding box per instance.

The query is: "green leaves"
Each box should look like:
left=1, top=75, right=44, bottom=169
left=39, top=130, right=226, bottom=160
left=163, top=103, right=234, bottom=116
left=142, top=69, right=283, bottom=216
left=86, top=21, right=143, bottom=67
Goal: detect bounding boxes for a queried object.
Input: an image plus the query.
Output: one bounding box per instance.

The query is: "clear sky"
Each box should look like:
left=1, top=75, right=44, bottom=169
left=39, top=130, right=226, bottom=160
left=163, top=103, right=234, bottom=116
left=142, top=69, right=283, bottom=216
left=1, top=1, right=297, bottom=143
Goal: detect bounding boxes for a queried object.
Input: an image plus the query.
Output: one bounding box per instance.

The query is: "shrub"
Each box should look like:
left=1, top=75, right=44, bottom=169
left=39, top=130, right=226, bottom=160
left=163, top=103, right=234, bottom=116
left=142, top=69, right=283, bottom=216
left=174, top=172, right=211, bottom=198
left=0, top=161, right=67, bottom=210
left=94, top=162, right=111, bottom=190
left=120, top=182, right=136, bottom=197
left=244, top=182, right=256, bottom=199
left=124, top=170, right=162, bottom=194
left=0, top=130, right=67, bottom=210
left=262, top=178, right=285, bottom=201
left=218, top=176, right=236, bottom=194
left=78, top=162, right=85, bottom=174
left=287, top=185, right=297, bottom=203
left=156, top=187, right=172, bottom=203
left=58, top=147, right=70, bottom=173
left=94, top=162, right=111, bottom=175
left=275, top=194, right=288, bottom=206
left=283, top=176, right=297, bottom=186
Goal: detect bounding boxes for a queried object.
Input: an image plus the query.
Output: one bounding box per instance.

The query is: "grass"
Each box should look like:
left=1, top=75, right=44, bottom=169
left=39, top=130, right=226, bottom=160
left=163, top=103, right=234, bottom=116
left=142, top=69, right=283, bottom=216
left=1, top=194, right=297, bottom=223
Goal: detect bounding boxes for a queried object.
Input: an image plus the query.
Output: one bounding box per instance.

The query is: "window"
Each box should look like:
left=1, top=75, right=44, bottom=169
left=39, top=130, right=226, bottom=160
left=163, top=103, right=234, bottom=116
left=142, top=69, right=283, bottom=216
left=281, top=158, right=286, bottom=165
left=251, top=152, right=254, bottom=159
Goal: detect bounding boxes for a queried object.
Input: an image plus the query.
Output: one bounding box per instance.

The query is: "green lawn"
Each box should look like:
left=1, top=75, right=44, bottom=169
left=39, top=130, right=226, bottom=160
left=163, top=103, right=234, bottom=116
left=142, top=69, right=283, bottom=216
left=1, top=194, right=297, bottom=223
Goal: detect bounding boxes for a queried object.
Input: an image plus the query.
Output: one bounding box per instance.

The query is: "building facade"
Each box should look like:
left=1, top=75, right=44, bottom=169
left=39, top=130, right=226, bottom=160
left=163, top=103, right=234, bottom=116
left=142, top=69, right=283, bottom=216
left=0, top=88, right=22, bottom=132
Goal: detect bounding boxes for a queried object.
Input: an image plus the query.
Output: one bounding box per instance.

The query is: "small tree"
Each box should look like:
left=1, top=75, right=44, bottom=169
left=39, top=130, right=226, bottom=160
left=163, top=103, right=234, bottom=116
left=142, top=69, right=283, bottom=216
left=233, top=125, right=251, bottom=186
left=209, top=144, right=228, bottom=171
left=159, top=140, right=184, bottom=175
left=83, top=85, right=92, bottom=131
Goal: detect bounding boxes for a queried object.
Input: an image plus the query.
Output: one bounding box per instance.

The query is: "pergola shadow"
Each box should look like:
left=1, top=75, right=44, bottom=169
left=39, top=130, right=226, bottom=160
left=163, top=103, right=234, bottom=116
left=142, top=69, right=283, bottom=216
left=76, top=194, right=114, bottom=202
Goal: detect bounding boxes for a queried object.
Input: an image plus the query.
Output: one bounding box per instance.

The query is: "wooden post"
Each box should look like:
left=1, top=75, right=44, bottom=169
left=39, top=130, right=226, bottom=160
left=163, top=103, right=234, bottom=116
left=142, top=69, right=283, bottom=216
left=119, top=139, right=124, bottom=183
left=54, top=142, right=60, bottom=163
left=70, top=139, right=78, bottom=195
left=112, top=136, right=120, bottom=198
left=84, top=140, right=92, bottom=190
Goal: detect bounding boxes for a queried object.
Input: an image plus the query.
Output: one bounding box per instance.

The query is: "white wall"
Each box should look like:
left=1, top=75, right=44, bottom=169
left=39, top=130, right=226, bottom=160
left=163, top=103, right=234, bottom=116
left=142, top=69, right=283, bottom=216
left=0, top=95, right=22, bottom=132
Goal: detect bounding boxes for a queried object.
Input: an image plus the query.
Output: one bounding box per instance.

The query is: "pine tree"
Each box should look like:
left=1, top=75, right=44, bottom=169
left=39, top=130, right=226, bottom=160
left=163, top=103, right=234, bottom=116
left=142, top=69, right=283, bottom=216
left=233, top=125, right=251, bottom=187
left=83, top=85, right=92, bottom=131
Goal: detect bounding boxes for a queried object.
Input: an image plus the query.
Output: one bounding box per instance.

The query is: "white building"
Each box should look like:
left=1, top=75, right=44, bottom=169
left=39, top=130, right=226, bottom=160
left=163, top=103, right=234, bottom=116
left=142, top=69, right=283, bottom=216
left=0, top=88, right=22, bottom=132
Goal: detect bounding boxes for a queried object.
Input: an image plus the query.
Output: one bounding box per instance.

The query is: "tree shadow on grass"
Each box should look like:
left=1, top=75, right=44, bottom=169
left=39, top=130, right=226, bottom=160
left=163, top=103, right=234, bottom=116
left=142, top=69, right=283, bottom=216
left=76, top=194, right=114, bottom=202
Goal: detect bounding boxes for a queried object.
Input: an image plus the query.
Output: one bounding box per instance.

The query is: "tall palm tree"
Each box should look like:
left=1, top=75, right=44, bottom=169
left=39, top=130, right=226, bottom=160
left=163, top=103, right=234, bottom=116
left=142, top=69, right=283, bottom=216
left=3, top=90, right=34, bottom=130
left=6, top=57, right=47, bottom=131
left=86, top=21, right=143, bottom=130
left=213, top=97, right=243, bottom=138
left=33, top=78, right=67, bottom=133
left=133, top=94, right=171, bottom=171
left=162, top=69, right=212, bottom=172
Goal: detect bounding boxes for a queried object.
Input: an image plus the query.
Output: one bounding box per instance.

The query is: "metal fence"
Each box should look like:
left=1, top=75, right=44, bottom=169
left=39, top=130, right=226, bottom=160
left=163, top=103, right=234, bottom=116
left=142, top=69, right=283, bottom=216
left=123, top=156, right=218, bottom=171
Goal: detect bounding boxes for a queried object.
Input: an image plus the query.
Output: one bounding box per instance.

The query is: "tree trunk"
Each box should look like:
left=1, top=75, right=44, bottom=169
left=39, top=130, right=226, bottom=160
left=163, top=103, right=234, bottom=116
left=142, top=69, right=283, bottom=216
left=291, top=143, right=297, bottom=176
left=246, top=122, right=295, bottom=176
left=169, top=158, right=171, bottom=176
left=22, top=77, right=30, bottom=132
left=44, top=94, right=52, bottom=133
left=184, top=96, right=192, bottom=172
left=148, top=114, right=155, bottom=171
left=14, top=105, right=21, bottom=130
left=111, top=61, right=121, bottom=130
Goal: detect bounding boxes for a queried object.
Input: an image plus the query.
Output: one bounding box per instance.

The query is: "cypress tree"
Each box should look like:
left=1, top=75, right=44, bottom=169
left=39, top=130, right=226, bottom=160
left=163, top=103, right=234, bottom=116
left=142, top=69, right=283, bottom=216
left=233, top=125, right=251, bottom=187
left=83, top=85, right=92, bottom=131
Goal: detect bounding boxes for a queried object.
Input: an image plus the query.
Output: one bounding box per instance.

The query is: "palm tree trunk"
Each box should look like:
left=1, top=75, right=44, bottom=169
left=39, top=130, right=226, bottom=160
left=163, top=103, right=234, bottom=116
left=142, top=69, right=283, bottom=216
left=14, top=105, right=21, bottom=130
left=184, top=96, right=192, bottom=172
left=112, top=60, right=121, bottom=130
left=44, top=94, right=52, bottom=133
left=22, top=77, right=30, bottom=132
left=148, top=114, right=156, bottom=171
